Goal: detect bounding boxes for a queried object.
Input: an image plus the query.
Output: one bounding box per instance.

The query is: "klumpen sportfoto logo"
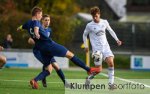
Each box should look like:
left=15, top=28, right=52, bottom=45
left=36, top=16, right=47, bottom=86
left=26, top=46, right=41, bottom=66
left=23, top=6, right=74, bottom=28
left=66, top=82, right=145, bottom=91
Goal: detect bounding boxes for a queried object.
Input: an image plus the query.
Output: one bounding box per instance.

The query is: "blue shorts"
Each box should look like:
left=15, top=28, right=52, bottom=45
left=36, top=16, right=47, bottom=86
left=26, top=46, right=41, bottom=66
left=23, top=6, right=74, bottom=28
left=35, top=41, right=68, bottom=57
left=33, top=48, right=56, bottom=67
left=48, top=42, right=68, bottom=57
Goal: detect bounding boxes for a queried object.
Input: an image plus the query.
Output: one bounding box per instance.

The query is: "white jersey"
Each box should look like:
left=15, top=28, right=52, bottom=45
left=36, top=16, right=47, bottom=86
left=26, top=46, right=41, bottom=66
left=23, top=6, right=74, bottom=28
left=83, top=19, right=119, bottom=52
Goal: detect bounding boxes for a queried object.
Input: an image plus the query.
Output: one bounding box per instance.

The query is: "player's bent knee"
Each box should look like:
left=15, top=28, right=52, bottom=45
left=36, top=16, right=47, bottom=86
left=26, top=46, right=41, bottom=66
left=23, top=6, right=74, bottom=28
left=108, top=62, right=114, bottom=67
left=0, top=55, right=6, bottom=64
left=52, top=63, right=60, bottom=71
left=105, top=57, right=114, bottom=67
left=0, top=56, right=6, bottom=68
left=107, top=60, right=114, bottom=67
left=66, top=51, right=74, bottom=59
left=106, top=60, right=114, bottom=67
left=45, top=65, right=53, bottom=73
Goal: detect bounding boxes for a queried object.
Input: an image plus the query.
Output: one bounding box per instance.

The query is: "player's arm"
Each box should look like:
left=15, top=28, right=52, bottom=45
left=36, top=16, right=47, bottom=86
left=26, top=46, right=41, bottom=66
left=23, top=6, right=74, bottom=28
left=34, top=26, right=40, bottom=39
left=83, top=25, right=90, bottom=52
left=33, top=21, right=41, bottom=39
left=17, top=23, right=27, bottom=32
left=106, top=20, right=122, bottom=46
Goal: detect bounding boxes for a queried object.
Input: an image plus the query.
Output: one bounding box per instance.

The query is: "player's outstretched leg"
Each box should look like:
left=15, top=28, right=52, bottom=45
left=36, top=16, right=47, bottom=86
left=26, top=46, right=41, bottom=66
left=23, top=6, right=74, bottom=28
left=66, top=51, right=100, bottom=75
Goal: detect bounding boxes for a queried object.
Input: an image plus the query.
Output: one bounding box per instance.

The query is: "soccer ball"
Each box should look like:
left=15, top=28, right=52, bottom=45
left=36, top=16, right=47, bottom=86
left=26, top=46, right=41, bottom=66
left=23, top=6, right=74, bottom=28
left=92, top=51, right=102, bottom=62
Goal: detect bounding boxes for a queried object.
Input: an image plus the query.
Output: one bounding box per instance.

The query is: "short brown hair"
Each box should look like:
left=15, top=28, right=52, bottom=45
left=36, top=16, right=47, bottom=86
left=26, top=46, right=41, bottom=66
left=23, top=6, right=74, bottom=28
left=31, top=6, right=42, bottom=16
left=90, top=6, right=100, bottom=16
left=41, top=14, right=50, bottom=20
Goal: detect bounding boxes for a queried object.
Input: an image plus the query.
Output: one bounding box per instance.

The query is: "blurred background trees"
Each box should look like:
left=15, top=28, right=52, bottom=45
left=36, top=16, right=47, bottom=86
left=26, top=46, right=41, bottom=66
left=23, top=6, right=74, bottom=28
left=1, top=0, right=150, bottom=68
left=0, top=0, right=150, bottom=52
left=0, top=0, right=126, bottom=48
left=0, top=0, right=81, bottom=48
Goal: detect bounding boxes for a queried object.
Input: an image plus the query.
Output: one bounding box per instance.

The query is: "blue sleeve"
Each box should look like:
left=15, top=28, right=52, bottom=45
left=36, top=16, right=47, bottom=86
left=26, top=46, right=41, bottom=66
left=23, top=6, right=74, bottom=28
left=22, top=22, right=28, bottom=30
left=33, top=20, right=41, bottom=28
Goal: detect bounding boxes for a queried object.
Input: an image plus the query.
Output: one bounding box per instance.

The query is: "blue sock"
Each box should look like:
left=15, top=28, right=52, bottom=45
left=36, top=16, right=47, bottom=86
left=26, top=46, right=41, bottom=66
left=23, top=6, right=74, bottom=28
left=42, top=66, right=46, bottom=81
left=42, top=66, right=45, bottom=71
left=34, top=70, right=50, bottom=81
left=56, top=69, right=66, bottom=85
left=70, top=56, right=90, bottom=71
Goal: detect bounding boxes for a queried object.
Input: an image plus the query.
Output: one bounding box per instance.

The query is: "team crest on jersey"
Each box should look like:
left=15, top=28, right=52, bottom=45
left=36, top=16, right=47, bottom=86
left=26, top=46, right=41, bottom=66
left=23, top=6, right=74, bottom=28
left=95, top=30, right=104, bottom=36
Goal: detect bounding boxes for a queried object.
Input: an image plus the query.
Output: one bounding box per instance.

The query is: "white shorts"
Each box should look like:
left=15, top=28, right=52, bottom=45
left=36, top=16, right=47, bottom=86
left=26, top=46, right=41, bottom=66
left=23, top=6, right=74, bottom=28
left=93, top=46, right=114, bottom=66
left=102, top=47, right=114, bottom=60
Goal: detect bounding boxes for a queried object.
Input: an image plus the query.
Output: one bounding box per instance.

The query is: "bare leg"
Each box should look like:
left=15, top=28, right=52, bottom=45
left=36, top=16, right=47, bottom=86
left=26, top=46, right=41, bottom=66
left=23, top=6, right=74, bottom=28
left=0, top=55, right=6, bottom=68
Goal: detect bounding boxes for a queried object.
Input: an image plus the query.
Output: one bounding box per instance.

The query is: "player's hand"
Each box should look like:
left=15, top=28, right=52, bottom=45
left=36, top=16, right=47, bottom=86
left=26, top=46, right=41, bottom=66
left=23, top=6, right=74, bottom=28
left=117, top=40, right=122, bottom=46
left=0, top=46, right=4, bottom=51
left=17, top=27, right=21, bottom=32
left=35, top=34, right=40, bottom=39
left=84, top=48, right=89, bottom=53
left=17, top=25, right=22, bottom=32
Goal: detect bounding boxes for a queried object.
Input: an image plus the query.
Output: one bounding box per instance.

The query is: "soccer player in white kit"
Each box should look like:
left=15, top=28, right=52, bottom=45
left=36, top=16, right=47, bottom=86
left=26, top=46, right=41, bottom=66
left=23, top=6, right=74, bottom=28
left=83, top=6, right=122, bottom=89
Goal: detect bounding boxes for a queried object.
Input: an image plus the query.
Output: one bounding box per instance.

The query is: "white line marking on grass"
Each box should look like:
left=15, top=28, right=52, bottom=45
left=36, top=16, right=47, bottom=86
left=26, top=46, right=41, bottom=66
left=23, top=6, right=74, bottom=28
left=0, top=79, right=27, bottom=82
left=0, top=79, right=62, bottom=83
left=100, top=73, right=150, bottom=88
left=0, top=73, right=149, bottom=88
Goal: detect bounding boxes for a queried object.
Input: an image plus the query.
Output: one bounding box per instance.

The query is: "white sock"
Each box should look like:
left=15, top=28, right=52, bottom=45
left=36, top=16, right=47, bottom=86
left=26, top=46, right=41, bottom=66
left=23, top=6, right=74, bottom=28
left=108, top=67, right=114, bottom=84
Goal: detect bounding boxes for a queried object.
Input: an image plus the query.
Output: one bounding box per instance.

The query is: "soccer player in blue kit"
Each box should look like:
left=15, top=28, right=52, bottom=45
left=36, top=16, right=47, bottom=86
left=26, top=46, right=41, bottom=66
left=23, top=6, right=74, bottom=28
left=27, top=14, right=69, bottom=88
left=17, top=7, right=100, bottom=89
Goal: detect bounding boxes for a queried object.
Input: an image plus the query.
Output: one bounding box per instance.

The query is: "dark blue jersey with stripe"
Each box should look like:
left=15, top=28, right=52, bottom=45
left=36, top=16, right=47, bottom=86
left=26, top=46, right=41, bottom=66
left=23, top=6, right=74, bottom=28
left=22, top=20, right=53, bottom=45
left=22, top=20, right=68, bottom=59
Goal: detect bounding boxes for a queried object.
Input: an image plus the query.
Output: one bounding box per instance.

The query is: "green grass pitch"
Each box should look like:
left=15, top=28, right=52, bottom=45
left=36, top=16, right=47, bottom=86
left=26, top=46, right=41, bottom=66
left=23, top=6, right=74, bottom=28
left=0, top=68, right=150, bottom=94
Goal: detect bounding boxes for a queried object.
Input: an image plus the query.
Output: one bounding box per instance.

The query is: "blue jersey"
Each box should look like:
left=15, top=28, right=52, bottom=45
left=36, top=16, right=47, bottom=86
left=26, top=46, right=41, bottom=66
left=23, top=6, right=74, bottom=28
left=22, top=20, right=56, bottom=66
left=44, top=28, right=51, bottom=37
left=22, top=19, right=68, bottom=58
left=22, top=20, right=53, bottom=44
